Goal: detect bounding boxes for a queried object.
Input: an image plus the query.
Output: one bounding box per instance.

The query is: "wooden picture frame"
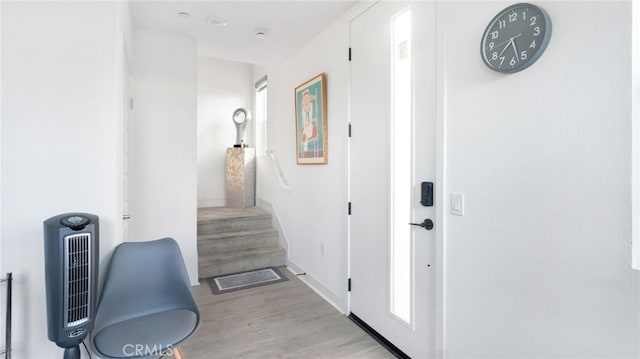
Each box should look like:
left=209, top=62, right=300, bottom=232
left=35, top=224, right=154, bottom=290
left=294, top=73, right=328, bottom=165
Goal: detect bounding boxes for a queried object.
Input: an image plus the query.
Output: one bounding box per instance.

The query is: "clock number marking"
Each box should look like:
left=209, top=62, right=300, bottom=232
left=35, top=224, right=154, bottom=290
left=488, top=42, right=495, bottom=50
left=529, top=40, right=536, bottom=49
left=510, top=57, right=517, bottom=66
left=491, top=31, right=499, bottom=40
left=530, top=16, right=538, bottom=26
left=509, top=12, right=517, bottom=22
left=492, top=52, right=498, bottom=60
left=520, top=51, right=528, bottom=60
left=499, top=56, right=506, bottom=66
left=533, top=26, right=541, bottom=36
left=499, top=19, right=506, bottom=29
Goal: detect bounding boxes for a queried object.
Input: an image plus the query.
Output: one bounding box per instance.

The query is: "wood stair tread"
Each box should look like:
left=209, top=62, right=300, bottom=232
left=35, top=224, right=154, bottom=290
left=197, top=206, right=286, bottom=278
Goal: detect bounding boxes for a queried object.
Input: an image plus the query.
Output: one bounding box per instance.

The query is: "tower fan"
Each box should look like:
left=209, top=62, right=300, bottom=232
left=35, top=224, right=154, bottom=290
left=44, top=213, right=99, bottom=359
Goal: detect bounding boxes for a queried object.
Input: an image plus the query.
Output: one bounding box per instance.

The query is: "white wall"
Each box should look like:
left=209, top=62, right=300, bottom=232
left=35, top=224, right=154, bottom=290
left=253, top=8, right=352, bottom=311
left=132, top=30, right=199, bottom=285
left=0, top=2, right=4, bottom=347
left=0, top=1, right=3, bottom=278
left=633, top=0, right=640, bottom=270
left=259, top=0, right=640, bottom=357
left=198, top=57, right=253, bottom=208
left=1, top=2, right=129, bottom=357
left=442, top=1, right=639, bottom=357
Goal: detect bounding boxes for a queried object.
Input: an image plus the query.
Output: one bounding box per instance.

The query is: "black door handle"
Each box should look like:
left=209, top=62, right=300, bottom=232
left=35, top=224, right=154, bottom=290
left=409, top=218, right=433, bottom=230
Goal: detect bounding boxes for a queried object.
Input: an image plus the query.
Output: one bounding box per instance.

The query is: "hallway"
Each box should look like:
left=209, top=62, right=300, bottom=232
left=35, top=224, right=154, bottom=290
left=181, top=269, right=393, bottom=358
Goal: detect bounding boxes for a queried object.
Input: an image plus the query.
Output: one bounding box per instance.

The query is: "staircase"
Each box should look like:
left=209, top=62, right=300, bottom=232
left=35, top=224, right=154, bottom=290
left=197, top=207, right=286, bottom=278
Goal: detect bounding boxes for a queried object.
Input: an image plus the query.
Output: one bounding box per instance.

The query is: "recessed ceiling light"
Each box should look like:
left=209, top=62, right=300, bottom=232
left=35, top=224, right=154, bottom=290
left=207, top=16, right=228, bottom=27
left=255, top=28, right=269, bottom=39
left=178, top=11, right=191, bottom=18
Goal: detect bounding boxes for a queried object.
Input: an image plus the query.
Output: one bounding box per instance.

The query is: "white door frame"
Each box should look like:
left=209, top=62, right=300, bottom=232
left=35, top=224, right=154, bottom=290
left=434, top=3, right=447, bottom=356
left=121, top=43, right=134, bottom=242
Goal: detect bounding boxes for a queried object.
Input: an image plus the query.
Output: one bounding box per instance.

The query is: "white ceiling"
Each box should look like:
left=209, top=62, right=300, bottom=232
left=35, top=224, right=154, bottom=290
left=130, top=1, right=358, bottom=65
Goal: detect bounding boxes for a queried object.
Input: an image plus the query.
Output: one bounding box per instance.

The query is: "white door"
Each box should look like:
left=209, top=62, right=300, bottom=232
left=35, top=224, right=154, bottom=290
left=349, top=2, right=437, bottom=358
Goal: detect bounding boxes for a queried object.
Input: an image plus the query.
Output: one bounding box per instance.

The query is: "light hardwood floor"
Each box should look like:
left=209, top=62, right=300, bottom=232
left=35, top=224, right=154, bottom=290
left=179, top=268, right=394, bottom=359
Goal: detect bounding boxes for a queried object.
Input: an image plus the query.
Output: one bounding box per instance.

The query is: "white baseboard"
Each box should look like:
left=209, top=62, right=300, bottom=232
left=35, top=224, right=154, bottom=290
left=256, top=197, right=289, bottom=254
left=257, top=198, right=347, bottom=315
left=286, top=260, right=347, bottom=315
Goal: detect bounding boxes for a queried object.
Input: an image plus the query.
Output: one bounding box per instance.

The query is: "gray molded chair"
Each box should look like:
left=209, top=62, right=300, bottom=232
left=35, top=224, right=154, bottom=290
left=92, top=238, right=200, bottom=358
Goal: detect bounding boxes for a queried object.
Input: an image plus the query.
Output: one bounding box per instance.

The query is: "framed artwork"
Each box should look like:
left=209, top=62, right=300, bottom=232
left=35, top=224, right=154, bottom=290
left=295, top=73, right=328, bottom=165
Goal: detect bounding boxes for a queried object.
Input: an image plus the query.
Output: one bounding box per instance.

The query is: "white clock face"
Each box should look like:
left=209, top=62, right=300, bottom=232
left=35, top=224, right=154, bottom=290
left=481, top=3, right=551, bottom=73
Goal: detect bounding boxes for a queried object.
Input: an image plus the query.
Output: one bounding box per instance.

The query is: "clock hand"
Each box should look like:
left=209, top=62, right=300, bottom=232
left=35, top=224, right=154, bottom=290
left=493, top=33, right=523, bottom=49
left=510, top=38, right=520, bottom=62
left=499, top=38, right=513, bottom=57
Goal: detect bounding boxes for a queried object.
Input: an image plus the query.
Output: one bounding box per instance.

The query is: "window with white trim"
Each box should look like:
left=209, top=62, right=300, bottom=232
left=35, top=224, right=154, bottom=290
left=255, top=76, right=268, bottom=156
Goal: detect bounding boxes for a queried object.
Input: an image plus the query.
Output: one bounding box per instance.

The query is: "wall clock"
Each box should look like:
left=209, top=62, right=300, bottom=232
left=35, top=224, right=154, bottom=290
left=481, top=3, right=552, bottom=73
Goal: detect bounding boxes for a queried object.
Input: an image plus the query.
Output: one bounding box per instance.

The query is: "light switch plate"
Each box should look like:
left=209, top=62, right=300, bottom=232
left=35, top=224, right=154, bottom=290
left=451, top=192, right=464, bottom=216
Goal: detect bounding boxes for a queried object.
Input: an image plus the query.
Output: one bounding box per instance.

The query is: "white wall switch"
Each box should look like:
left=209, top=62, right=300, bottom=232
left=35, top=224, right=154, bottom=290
left=451, top=192, right=464, bottom=216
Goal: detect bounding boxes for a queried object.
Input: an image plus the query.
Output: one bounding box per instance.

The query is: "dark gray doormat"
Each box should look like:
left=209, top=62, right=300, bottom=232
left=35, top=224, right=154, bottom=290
left=207, top=267, right=289, bottom=295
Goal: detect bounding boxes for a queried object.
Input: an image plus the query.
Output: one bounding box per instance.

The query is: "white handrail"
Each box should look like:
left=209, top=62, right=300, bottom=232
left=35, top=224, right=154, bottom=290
left=266, top=149, right=290, bottom=191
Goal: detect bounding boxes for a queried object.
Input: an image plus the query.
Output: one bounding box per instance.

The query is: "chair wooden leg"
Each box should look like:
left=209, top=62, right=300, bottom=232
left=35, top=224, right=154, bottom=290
left=173, top=347, right=185, bottom=359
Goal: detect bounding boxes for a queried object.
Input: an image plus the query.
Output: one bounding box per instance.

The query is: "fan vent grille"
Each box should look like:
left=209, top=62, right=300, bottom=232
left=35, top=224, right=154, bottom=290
left=64, top=233, right=91, bottom=327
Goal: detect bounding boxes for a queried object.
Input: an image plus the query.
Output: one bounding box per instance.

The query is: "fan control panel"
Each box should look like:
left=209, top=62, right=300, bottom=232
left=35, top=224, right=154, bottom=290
left=61, top=215, right=90, bottom=231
